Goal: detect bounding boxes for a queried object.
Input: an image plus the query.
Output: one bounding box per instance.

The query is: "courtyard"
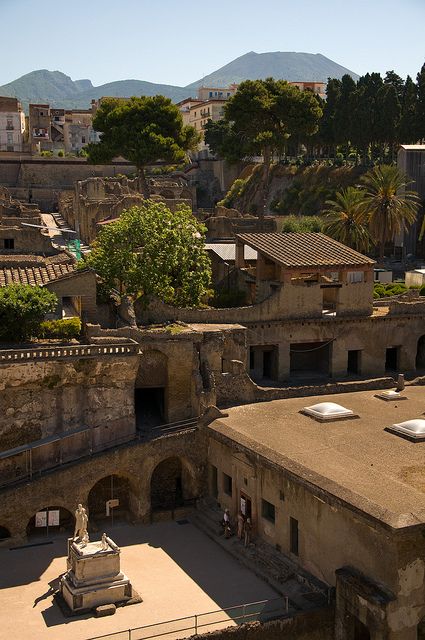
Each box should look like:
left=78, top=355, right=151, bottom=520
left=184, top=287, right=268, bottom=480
left=0, top=520, right=280, bottom=640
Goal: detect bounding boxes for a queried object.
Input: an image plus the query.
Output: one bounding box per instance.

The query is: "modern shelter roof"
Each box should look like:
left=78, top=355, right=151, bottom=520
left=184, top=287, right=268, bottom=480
left=205, top=243, right=257, bottom=262
left=236, top=233, right=375, bottom=270
left=209, top=386, right=425, bottom=529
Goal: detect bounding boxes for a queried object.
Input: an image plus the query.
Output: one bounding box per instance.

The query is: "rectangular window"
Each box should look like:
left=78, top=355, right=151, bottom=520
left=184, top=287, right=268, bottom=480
left=81, top=136, right=86, bottom=144
left=223, top=472, right=232, bottom=496
left=261, top=499, right=275, bottom=523
left=290, top=517, right=299, bottom=555
left=4, top=238, right=15, bottom=249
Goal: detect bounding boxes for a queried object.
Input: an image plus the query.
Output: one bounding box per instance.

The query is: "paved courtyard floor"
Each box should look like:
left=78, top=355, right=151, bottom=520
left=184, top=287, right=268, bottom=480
left=0, top=520, right=279, bottom=640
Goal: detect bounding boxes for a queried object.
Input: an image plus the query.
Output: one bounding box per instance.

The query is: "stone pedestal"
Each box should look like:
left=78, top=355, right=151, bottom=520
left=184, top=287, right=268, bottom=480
left=60, top=535, right=133, bottom=613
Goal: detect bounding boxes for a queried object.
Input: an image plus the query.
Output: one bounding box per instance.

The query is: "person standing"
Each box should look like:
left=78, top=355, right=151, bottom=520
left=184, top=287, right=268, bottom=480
left=244, top=517, right=252, bottom=547
left=237, top=511, right=245, bottom=540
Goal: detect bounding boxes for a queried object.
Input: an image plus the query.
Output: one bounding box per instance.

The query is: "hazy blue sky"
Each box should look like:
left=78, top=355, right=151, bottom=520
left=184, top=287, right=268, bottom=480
left=1, top=0, right=424, bottom=87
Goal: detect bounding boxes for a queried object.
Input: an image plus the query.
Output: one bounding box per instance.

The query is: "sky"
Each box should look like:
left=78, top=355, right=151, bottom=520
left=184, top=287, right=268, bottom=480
left=1, top=0, right=424, bottom=87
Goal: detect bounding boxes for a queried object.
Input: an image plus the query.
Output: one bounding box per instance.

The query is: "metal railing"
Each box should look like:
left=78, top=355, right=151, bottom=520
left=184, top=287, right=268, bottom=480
left=0, top=417, right=198, bottom=491
left=85, top=597, right=290, bottom=640
left=0, top=342, right=139, bottom=363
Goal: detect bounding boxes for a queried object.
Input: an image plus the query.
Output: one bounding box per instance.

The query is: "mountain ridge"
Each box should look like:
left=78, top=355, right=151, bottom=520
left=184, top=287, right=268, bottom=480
left=0, top=52, right=359, bottom=111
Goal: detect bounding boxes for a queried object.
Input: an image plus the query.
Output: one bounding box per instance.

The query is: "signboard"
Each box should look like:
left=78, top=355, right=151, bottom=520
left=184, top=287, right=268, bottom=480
left=106, top=498, right=120, bottom=516
left=48, top=510, right=60, bottom=526
left=35, top=511, right=47, bottom=528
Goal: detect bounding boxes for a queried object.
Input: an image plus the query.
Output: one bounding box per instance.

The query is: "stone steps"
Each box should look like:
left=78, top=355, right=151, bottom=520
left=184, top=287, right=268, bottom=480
left=190, top=501, right=330, bottom=614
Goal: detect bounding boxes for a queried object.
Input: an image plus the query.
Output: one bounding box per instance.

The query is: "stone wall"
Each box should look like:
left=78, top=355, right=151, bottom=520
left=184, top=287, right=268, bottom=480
left=0, top=352, right=139, bottom=453
left=0, top=427, right=205, bottom=540
left=189, top=608, right=335, bottom=640
left=59, top=175, right=194, bottom=244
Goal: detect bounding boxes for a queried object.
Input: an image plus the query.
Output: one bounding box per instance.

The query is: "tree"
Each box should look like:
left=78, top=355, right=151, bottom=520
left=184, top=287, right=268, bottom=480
left=323, top=187, right=372, bottom=252
left=318, top=78, right=341, bottom=156
left=416, top=63, right=425, bottom=142
left=0, top=285, right=58, bottom=342
left=85, top=200, right=211, bottom=306
left=205, top=78, right=322, bottom=218
left=360, top=165, right=420, bottom=262
left=399, top=76, right=418, bottom=144
left=333, top=74, right=356, bottom=157
left=86, top=96, right=199, bottom=197
left=375, top=83, right=401, bottom=159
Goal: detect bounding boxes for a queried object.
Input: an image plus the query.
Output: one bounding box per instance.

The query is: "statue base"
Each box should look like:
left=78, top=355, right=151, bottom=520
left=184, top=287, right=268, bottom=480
left=60, top=536, right=135, bottom=613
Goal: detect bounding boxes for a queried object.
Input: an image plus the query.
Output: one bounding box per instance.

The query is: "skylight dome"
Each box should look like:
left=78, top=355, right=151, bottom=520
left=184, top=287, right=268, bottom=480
left=387, top=419, right=425, bottom=441
left=375, top=390, right=407, bottom=402
left=301, top=402, right=356, bottom=422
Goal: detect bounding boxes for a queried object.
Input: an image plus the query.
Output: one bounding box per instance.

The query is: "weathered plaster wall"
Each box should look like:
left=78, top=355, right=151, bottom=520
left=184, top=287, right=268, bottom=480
left=0, top=355, right=139, bottom=452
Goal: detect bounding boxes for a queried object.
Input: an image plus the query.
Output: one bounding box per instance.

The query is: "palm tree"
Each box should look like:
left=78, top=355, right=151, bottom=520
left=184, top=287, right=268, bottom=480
left=323, top=187, right=372, bottom=253
left=360, top=165, right=420, bottom=262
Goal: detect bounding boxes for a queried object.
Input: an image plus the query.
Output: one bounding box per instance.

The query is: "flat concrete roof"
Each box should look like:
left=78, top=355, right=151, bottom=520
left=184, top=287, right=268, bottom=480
left=209, top=386, right=425, bottom=529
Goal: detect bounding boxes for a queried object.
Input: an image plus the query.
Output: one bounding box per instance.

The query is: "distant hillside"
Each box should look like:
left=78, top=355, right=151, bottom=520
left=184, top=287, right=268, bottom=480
left=0, top=52, right=359, bottom=111
left=0, top=70, right=189, bottom=111
left=186, top=51, right=359, bottom=88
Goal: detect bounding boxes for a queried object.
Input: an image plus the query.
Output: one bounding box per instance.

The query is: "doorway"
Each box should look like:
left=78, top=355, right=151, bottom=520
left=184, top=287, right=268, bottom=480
left=135, top=387, right=165, bottom=431
left=347, top=350, right=361, bottom=375
left=385, top=347, right=400, bottom=372
left=240, top=491, right=252, bottom=519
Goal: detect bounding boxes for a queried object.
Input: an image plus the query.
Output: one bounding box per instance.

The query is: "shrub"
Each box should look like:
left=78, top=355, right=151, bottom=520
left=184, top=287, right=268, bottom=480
left=210, top=289, right=246, bottom=308
left=420, top=285, right=425, bottom=296
left=57, top=150, right=64, bottom=157
left=0, top=285, right=57, bottom=342
left=39, top=317, right=82, bottom=340
left=40, top=150, right=53, bottom=157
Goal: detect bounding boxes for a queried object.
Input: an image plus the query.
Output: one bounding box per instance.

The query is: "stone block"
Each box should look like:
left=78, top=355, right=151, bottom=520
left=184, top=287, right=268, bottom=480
left=95, top=604, right=116, bottom=617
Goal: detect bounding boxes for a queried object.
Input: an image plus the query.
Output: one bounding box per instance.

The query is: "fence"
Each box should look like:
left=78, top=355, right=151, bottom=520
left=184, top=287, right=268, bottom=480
left=0, top=341, right=139, bottom=363
left=0, top=417, right=198, bottom=490
left=86, top=597, right=290, bottom=640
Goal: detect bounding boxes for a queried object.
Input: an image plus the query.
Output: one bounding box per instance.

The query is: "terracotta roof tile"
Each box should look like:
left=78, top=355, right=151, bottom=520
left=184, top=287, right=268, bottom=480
left=236, top=232, right=375, bottom=269
left=0, top=263, right=75, bottom=287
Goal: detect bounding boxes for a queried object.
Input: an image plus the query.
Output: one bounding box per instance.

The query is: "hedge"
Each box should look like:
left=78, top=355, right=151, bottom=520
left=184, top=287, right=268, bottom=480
left=39, top=317, right=82, bottom=340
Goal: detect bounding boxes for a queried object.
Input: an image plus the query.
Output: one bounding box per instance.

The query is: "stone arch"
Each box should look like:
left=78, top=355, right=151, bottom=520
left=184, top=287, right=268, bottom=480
left=150, top=455, right=198, bottom=512
left=135, top=349, right=169, bottom=429
left=26, top=505, right=74, bottom=537
left=87, top=473, right=139, bottom=522
left=416, top=335, right=425, bottom=370
left=0, top=525, right=11, bottom=540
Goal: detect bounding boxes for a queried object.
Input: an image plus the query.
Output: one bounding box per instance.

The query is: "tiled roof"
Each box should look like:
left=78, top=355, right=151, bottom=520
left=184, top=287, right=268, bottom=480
left=206, top=243, right=257, bottom=261
left=0, top=262, right=75, bottom=287
left=237, top=233, right=375, bottom=269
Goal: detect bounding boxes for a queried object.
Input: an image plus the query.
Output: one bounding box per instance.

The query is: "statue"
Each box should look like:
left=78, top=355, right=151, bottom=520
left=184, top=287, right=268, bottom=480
left=101, top=533, right=108, bottom=551
left=74, top=504, right=89, bottom=543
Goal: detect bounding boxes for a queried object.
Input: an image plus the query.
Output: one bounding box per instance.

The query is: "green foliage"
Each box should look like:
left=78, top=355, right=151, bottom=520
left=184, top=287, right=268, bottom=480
left=206, top=78, right=322, bottom=165
left=86, top=96, right=199, bottom=194
left=420, top=285, right=425, bottom=296
left=360, top=165, right=420, bottom=260
left=40, top=150, right=53, bottom=157
left=39, top=317, right=82, bottom=339
left=57, top=150, right=64, bottom=157
left=77, top=148, right=88, bottom=158
left=373, top=282, right=409, bottom=298
left=84, top=200, right=211, bottom=307
left=323, top=186, right=372, bottom=252
left=210, top=289, right=247, bottom=308
left=280, top=215, right=323, bottom=233
left=0, top=285, right=58, bottom=342
left=218, top=178, right=249, bottom=207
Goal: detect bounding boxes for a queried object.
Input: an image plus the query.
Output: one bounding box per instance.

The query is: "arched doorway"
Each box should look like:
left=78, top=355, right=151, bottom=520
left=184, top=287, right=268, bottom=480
left=353, top=618, right=370, bottom=640
left=135, top=350, right=168, bottom=432
left=88, top=475, right=131, bottom=524
left=0, top=525, right=11, bottom=540
left=416, top=335, right=425, bottom=370
left=150, top=457, right=198, bottom=512
left=26, top=506, right=74, bottom=538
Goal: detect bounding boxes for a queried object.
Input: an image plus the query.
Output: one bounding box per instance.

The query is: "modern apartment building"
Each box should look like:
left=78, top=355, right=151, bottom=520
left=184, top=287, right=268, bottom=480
left=0, top=97, right=26, bottom=152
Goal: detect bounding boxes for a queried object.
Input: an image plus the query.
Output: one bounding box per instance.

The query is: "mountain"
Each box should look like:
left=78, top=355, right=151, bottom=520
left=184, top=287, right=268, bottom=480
left=0, top=70, right=190, bottom=111
left=0, top=52, right=359, bottom=111
left=186, top=51, right=359, bottom=88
